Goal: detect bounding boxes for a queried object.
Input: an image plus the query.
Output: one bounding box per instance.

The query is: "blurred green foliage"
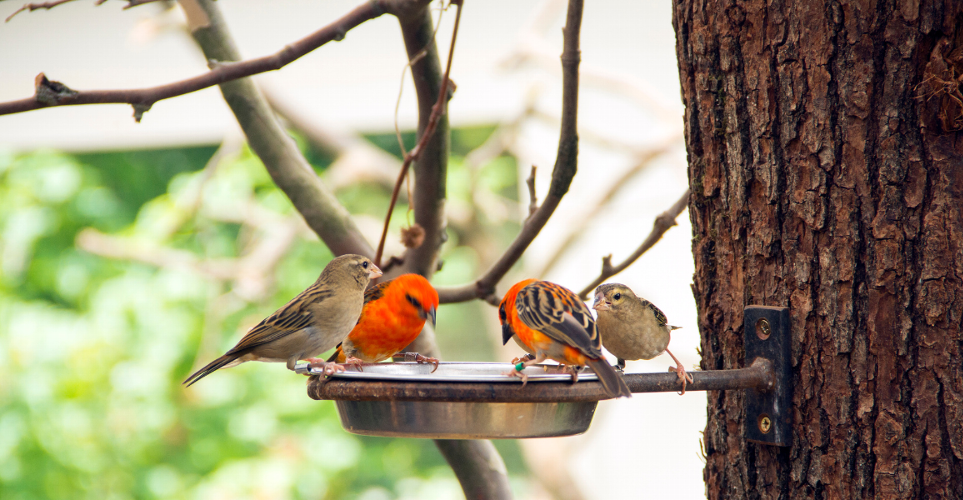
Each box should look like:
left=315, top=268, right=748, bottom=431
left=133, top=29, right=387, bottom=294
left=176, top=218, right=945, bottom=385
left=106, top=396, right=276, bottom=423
left=0, top=126, right=529, bottom=500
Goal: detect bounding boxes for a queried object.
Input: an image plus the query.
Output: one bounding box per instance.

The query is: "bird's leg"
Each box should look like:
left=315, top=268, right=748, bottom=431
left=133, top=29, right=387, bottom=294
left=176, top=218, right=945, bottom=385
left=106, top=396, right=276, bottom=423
left=342, top=356, right=365, bottom=372
left=561, top=365, right=581, bottom=384
left=393, top=352, right=440, bottom=373
left=304, top=358, right=347, bottom=377
left=616, top=358, right=626, bottom=372
left=505, top=353, right=547, bottom=387
left=510, top=353, right=536, bottom=365
left=664, top=348, right=693, bottom=395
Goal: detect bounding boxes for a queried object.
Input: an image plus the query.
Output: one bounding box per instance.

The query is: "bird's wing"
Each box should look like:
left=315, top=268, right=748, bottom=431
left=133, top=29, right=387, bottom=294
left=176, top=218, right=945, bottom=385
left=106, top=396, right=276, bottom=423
left=225, top=285, right=334, bottom=355
left=516, top=282, right=604, bottom=358
left=363, top=279, right=390, bottom=306
left=640, top=297, right=669, bottom=327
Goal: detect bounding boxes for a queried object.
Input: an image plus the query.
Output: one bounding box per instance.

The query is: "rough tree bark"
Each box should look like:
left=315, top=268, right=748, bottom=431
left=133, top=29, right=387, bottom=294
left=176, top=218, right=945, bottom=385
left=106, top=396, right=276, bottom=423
left=674, top=0, right=963, bottom=498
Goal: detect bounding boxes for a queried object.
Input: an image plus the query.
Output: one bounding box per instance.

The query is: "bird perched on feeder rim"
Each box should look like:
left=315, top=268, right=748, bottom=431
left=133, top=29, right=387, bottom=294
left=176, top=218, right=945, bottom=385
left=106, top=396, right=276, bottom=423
left=500, top=279, right=632, bottom=399
left=593, top=283, right=693, bottom=394
left=327, top=273, right=440, bottom=371
left=183, top=254, right=382, bottom=387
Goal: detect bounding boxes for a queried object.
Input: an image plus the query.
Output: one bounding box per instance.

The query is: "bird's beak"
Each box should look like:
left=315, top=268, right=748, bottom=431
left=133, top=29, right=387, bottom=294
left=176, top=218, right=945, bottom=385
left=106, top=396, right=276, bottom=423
left=592, top=294, right=610, bottom=311
left=420, top=306, right=437, bottom=327
left=368, top=264, right=383, bottom=279
left=501, top=324, right=515, bottom=345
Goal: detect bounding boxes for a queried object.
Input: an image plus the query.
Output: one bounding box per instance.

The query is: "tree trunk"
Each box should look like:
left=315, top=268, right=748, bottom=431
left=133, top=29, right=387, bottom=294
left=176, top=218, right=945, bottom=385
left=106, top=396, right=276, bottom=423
left=674, top=0, right=963, bottom=498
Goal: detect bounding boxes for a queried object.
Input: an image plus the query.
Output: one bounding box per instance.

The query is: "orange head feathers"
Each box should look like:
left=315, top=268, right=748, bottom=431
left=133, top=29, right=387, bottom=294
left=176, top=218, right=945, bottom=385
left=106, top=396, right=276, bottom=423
left=330, top=274, right=439, bottom=364
left=499, top=278, right=537, bottom=349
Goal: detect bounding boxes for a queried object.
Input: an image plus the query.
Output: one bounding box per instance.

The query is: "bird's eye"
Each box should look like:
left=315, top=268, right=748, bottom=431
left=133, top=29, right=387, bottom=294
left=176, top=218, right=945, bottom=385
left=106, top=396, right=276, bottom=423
left=613, top=292, right=621, bottom=300
left=362, top=261, right=369, bottom=269
left=406, top=294, right=422, bottom=309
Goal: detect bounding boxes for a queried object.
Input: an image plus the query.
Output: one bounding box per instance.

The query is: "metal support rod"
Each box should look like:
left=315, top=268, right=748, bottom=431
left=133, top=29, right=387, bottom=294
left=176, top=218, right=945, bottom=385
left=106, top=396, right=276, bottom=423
left=307, top=359, right=774, bottom=403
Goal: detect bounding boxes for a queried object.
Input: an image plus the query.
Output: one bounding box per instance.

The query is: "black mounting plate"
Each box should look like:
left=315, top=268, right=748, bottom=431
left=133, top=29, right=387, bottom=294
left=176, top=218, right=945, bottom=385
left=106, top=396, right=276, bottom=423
left=743, top=305, right=792, bottom=446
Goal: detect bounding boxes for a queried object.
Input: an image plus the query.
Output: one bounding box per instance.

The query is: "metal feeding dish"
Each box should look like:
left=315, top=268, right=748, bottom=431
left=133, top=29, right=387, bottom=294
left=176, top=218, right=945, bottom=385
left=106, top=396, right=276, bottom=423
left=300, top=362, right=603, bottom=439
left=299, top=314, right=788, bottom=443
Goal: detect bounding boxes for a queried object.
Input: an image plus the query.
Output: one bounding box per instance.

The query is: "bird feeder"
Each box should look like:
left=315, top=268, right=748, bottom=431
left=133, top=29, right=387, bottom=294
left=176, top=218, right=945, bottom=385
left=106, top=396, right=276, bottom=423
left=302, top=306, right=791, bottom=445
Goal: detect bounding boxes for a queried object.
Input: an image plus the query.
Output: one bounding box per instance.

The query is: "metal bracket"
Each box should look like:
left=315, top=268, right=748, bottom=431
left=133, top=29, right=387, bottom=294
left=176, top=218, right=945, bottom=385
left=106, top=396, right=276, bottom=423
left=744, top=305, right=792, bottom=446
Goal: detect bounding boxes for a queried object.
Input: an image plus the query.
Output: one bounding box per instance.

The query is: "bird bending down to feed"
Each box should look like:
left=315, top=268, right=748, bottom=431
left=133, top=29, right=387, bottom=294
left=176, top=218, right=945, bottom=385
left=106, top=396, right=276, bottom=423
left=327, top=273, right=440, bottom=371
left=500, top=279, right=632, bottom=399
left=593, top=283, right=693, bottom=394
left=183, top=254, right=382, bottom=387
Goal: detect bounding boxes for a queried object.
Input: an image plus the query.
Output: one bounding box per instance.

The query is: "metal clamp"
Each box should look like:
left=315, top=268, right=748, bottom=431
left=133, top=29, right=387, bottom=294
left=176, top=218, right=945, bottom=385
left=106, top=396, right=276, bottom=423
left=743, top=305, right=792, bottom=446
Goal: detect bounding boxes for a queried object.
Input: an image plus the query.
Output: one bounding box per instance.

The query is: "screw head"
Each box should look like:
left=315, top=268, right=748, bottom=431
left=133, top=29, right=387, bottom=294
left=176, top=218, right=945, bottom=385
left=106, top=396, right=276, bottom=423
left=755, top=318, right=772, bottom=340
left=758, top=414, right=772, bottom=434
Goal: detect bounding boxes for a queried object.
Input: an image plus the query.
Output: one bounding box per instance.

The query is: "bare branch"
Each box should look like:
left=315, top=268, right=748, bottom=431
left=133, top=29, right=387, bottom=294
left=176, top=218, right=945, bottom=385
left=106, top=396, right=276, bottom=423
left=265, top=90, right=401, bottom=191
left=393, top=4, right=446, bottom=158
left=76, top=201, right=304, bottom=302
left=122, top=0, right=168, bottom=9
left=375, top=1, right=463, bottom=269
left=0, top=1, right=384, bottom=119
left=5, top=0, right=172, bottom=21
left=525, top=165, right=538, bottom=217
left=436, top=0, right=585, bottom=305
left=5, top=0, right=77, bottom=22
left=501, top=33, right=682, bottom=129
left=77, top=228, right=235, bottom=280
left=188, top=0, right=373, bottom=258
left=577, top=188, right=690, bottom=300
left=435, top=440, right=512, bottom=500
left=380, top=255, right=405, bottom=274
left=532, top=135, right=681, bottom=278
left=379, top=4, right=512, bottom=498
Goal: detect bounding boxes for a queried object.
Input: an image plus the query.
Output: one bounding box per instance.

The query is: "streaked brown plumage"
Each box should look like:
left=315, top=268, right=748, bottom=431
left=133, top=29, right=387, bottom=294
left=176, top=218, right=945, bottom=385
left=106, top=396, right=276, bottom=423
left=593, top=283, right=692, bottom=394
left=183, top=254, right=382, bottom=386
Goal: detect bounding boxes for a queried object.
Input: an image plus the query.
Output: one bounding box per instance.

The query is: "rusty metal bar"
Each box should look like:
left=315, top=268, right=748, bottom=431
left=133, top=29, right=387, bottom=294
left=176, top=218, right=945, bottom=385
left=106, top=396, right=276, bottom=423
left=306, top=359, right=774, bottom=403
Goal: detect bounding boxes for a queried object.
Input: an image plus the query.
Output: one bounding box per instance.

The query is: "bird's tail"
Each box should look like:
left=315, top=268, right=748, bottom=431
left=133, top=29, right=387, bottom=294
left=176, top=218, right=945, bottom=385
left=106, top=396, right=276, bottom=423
left=326, top=344, right=346, bottom=363
left=183, top=354, right=238, bottom=387
left=586, top=358, right=632, bottom=399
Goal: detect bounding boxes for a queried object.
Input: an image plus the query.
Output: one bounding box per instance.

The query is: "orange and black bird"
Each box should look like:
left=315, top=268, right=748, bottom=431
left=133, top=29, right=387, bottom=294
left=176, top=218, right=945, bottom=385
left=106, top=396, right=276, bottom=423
left=499, top=279, right=632, bottom=399
left=183, top=254, right=382, bottom=387
left=327, top=273, right=439, bottom=370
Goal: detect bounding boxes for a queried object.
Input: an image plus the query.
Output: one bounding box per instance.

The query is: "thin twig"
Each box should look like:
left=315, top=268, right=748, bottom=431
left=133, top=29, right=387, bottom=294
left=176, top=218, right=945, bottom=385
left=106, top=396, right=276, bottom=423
left=393, top=2, right=446, bottom=157
left=265, top=89, right=401, bottom=191
left=0, top=1, right=383, bottom=119
left=4, top=0, right=168, bottom=20
left=190, top=0, right=375, bottom=258
left=122, top=0, right=168, bottom=9
left=156, top=136, right=242, bottom=240
left=5, top=0, right=77, bottom=22
left=386, top=5, right=511, bottom=497
left=435, top=0, right=584, bottom=305
left=465, top=124, right=517, bottom=224
left=576, top=188, right=690, bottom=300
left=525, top=165, right=539, bottom=218
left=374, top=0, right=463, bottom=268
left=532, top=135, right=681, bottom=278
left=502, top=35, right=682, bottom=129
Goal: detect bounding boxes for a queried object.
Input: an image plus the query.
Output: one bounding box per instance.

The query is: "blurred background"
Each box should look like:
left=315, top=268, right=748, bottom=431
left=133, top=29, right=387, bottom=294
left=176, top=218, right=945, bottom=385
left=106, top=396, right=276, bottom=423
left=0, top=0, right=700, bottom=498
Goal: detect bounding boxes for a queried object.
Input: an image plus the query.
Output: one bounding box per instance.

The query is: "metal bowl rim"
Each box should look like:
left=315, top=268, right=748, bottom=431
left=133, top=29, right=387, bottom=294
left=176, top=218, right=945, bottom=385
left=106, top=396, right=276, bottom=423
left=299, top=361, right=600, bottom=383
